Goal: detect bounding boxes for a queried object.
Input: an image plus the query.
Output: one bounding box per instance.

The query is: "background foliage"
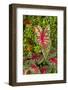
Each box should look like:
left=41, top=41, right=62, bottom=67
left=23, top=15, right=57, bottom=74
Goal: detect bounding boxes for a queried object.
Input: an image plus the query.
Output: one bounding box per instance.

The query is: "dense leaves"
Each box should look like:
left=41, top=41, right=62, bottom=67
left=23, top=15, right=57, bottom=74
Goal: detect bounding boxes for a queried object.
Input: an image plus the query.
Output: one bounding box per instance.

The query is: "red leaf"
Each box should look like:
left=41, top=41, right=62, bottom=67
left=49, top=57, right=57, bottom=64
left=40, top=67, right=47, bottom=74
left=31, top=64, right=39, bottom=73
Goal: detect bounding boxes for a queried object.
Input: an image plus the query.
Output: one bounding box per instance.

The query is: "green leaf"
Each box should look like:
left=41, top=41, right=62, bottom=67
left=37, top=58, right=44, bottom=65
left=33, top=45, right=41, bottom=53
left=49, top=52, right=57, bottom=58
left=48, top=64, right=57, bottom=73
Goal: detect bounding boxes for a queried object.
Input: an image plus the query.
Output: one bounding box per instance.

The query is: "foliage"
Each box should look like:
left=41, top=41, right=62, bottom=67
left=23, top=15, right=57, bottom=74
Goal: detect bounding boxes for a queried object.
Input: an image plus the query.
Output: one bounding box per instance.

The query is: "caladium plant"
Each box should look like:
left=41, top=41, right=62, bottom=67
left=33, top=25, right=51, bottom=61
